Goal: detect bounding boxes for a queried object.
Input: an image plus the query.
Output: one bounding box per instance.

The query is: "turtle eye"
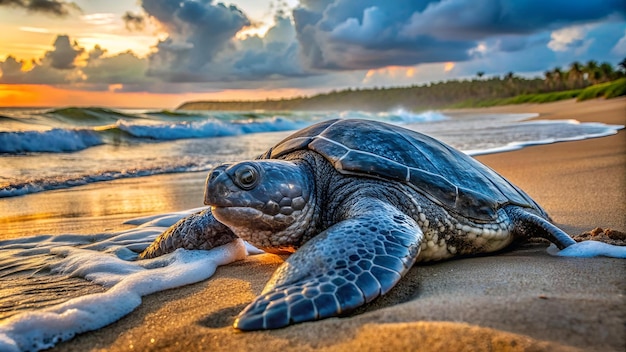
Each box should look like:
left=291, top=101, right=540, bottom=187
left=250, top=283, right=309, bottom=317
left=234, top=164, right=260, bottom=190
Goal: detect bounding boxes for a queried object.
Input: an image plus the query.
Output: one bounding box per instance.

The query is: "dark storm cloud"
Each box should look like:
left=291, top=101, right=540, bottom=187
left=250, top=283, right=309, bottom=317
left=401, top=0, right=626, bottom=39
left=494, top=36, right=533, bottom=53
left=139, top=1, right=310, bottom=83
left=131, top=0, right=625, bottom=85
left=293, top=0, right=626, bottom=70
left=141, top=0, right=250, bottom=81
left=0, top=0, right=79, bottom=16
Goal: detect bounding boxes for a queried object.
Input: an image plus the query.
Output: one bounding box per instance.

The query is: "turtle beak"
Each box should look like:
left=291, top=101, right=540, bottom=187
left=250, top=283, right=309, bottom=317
left=204, top=164, right=231, bottom=205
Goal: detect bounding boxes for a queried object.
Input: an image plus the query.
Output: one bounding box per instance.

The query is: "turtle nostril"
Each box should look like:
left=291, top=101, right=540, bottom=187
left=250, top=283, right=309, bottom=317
left=207, top=169, right=222, bottom=183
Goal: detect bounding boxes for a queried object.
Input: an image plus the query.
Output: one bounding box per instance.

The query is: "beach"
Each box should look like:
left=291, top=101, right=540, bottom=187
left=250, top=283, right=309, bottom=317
left=18, top=97, right=626, bottom=351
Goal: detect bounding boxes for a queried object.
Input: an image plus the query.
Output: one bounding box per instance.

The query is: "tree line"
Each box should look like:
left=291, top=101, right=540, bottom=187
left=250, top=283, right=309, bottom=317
left=178, top=58, right=626, bottom=112
left=543, top=59, right=623, bottom=90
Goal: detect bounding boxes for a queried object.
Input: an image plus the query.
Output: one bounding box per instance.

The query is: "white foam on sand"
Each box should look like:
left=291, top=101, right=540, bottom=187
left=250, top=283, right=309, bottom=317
left=548, top=241, right=626, bottom=258
left=0, top=210, right=249, bottom=352
left=464, top=120, right=624, bottom=156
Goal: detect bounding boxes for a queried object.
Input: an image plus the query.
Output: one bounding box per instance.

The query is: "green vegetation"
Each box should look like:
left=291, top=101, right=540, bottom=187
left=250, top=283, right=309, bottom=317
left=450, top=89, right=584, bottom=108
left=577, top=78, right=626, bottom=101
left=178, top=59, right=626, bottom=112
left=452, top=78, right=626, bottom=108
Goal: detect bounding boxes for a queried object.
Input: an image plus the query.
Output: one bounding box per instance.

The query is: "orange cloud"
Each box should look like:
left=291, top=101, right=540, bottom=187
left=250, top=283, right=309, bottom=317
left=363, top=66, right=418, bottom=83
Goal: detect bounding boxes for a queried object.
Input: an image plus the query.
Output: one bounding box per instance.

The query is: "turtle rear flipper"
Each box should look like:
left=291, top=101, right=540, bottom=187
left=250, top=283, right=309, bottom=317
left=234, top=199, right=423, bottom=330
left=505, top=205, right=576, bottom=249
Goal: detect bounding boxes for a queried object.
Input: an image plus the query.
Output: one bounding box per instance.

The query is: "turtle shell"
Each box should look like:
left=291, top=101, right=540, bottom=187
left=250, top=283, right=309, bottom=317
left=258, top=119, right=543, bottom=222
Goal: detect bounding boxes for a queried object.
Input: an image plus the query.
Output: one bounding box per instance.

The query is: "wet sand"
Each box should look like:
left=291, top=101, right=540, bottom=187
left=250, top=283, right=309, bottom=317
left=0, top=172, right=209, bottom=240
left=40, top=97, right=625, bottom=351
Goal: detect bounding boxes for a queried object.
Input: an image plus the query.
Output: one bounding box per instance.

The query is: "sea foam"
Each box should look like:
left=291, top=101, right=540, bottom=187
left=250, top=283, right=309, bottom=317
left=548, top=241, right=626, bottom=258
left=462, top=120, right=623, bottom=156
left=0, top=210, right=249, bottom=352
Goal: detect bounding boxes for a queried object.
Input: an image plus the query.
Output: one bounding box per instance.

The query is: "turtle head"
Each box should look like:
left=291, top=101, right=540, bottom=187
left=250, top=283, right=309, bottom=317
left=204, top=160, right=313, bottom=252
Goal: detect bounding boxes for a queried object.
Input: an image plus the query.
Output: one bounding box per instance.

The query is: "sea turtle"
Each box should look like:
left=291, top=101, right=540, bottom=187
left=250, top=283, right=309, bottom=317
left=139, top=118, right=575, bottom=330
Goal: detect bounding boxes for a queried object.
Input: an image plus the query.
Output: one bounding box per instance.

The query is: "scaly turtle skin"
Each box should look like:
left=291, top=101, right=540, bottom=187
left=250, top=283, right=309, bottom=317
left=139, top=119, right=575, bottom=330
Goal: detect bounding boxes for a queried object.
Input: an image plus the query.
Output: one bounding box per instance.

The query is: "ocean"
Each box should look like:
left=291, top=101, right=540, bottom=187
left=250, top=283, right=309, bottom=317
left=0, top=106, right=623, bottom=351
left=1, top=107, right=622, bottom=199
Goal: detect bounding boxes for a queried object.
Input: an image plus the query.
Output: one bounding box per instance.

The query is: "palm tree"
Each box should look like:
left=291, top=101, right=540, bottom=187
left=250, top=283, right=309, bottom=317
left=584, top=60, right=599, bottom=84
left=619, top=58, right=626, bottom=72
left=618, top=58, right=626, bottom=78
left=568, top=61, right=584, bottom=88
left=599, top=62, right=615, bottom=82
left=544, top=70, right=554, bottom=89
left=552, top=67, right=564, bottom=90
left=476, top=71, right=485, bottom=80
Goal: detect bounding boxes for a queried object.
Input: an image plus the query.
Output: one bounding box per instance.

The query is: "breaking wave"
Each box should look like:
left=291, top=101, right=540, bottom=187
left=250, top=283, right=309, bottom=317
left=0, top=107, right=448, bottom=154
left=0, top=128, right=103, bottom=153
left=114, top=116, right=306, bottom=141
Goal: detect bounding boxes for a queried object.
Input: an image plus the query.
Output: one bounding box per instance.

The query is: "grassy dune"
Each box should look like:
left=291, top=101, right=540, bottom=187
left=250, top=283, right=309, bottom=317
left=452, top=78, right=626, bottom=108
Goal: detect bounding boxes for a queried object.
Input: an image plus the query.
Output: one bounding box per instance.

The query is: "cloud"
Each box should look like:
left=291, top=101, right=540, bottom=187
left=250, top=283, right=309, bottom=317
left=613, top=29, right=626, bottom=56
left=122, top=11, right=147, bottom=31
left=0, top=56, right=26, bottom=81
left=400, top=1, right=622, bottom=40
left=142, top=0, right=250, bottom=79
left=81, top=47, right=156, bottom=87
left=0, top=36, right=156, bottom=90
left=0, top=35, right=84, bottom=84
left=140, top=0, right=309, bottom=82
left=45, top=35, right=84, bottom=69
left=548, top=25, right=593, bottom=52
left=2, top=0, right=625, bottom=94
left=0, top=55, right=73, bottom=85
left=229, top=16, right=306, bottom=79
left=0, top=0, right=80, bottom=16
left=292, top=0, right=625, bottom=70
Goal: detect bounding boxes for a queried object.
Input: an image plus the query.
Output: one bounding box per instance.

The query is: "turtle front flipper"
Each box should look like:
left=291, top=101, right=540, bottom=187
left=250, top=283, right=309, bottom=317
left=505, top=205, right=576, bottom=249
left=138, top=208, right=238, bottom=259
left=234, top=199, right=423, bottom=330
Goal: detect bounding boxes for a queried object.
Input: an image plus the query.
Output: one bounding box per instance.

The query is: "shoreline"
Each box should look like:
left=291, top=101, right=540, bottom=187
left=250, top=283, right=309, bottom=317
left=2, top=98, right=623, bottom=241
left=474, top=98, right=625, bottom=234
left=45, top=97, right=626, bottom=351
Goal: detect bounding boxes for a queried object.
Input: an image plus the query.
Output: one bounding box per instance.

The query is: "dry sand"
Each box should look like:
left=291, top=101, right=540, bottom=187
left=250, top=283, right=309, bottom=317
left=53, top=98, right=625, bottom=352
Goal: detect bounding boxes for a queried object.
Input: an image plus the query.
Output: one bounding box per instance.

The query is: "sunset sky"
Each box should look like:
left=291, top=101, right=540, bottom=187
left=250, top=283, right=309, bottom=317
left=0, top=0, right=625, bottom=108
